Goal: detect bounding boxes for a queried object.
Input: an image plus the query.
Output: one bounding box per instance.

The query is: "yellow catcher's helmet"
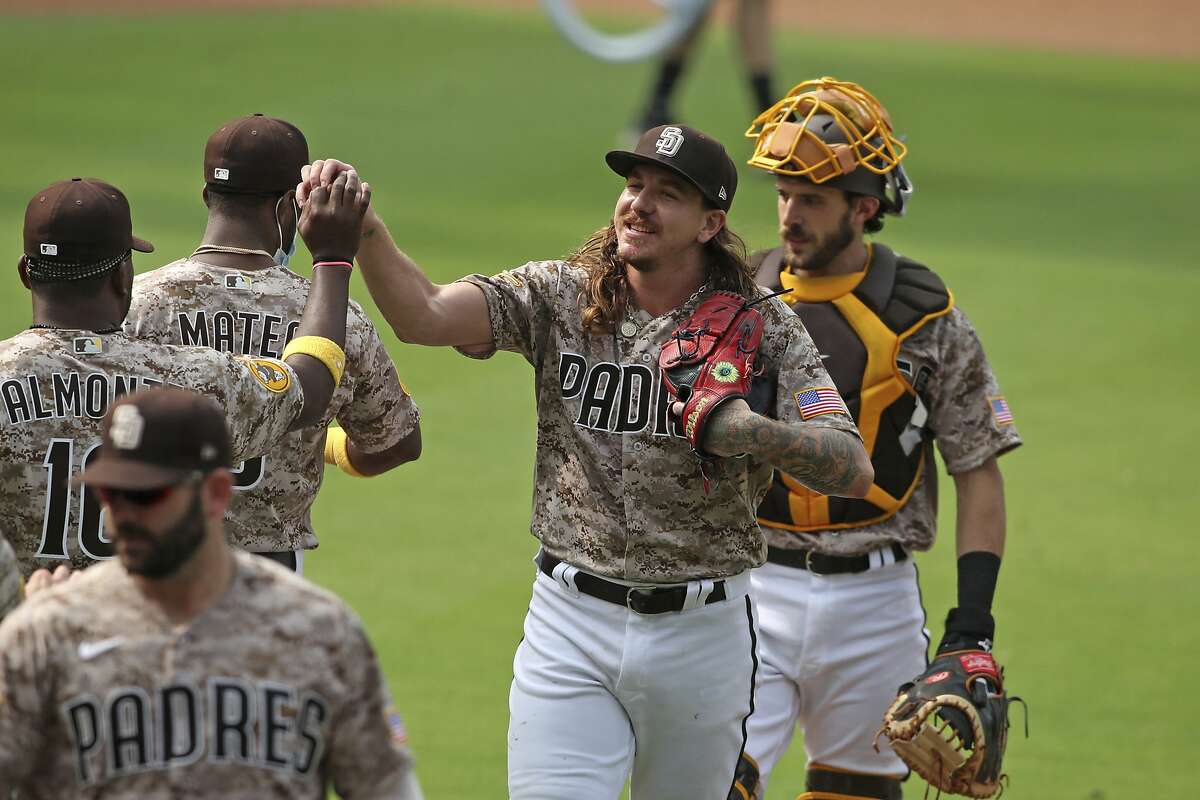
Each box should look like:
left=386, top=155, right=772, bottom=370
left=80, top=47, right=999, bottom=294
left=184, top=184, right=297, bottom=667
left=746, top=77, right=913, bottom=215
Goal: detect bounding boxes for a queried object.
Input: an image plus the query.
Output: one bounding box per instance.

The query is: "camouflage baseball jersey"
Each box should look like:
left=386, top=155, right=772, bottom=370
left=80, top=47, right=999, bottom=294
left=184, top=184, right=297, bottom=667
left=0, top=535, right=19, bottom=622
left=763, top=305, right=1022, bottom=556
left=0, top=328, right=303, bottom=577
left=126, top=258, right=419, bottom=552
left=458, top=260, right=858, bottom=583
left=0, top=550, right=418, bottom=798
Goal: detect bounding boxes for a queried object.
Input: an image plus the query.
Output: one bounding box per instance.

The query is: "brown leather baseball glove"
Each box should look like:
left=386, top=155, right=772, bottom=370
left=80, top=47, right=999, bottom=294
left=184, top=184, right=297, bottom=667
left=878, top=649, right=1015, bottom=798
left=660, top=290, right=764, bottom=466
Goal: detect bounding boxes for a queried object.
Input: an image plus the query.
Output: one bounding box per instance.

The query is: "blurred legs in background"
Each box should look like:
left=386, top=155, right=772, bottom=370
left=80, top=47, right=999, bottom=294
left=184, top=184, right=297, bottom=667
left=635, top=0, right=776, bottom=132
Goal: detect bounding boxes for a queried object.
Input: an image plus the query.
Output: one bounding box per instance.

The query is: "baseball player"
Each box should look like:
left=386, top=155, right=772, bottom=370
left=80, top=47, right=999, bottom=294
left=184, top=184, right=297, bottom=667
left=726, top=78, right=1022, bottom=799
left=125, top=114, right=421, bottom=573
left=0, top=387, right=423, bottom=798
left=300, top=125, right=873, bottom=799
left=0, top=172, right=369, bottom=578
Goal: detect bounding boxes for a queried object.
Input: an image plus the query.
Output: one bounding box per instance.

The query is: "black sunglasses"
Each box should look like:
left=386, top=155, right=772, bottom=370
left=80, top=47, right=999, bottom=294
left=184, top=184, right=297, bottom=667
left=95, top=477, right=199, bottom=508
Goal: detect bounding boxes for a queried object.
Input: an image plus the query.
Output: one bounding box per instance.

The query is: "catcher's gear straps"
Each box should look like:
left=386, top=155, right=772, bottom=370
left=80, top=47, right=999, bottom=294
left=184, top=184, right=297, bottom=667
left=797, top=764, right=903, bottom=800
left=753, top=243, right=953, bottom=531
left=727, top=752, right=760, bottom=800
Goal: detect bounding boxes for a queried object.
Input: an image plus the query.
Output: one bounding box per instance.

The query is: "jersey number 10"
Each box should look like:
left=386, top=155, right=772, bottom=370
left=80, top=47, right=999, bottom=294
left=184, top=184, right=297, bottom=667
left=37, top=439, right=264, bottom=563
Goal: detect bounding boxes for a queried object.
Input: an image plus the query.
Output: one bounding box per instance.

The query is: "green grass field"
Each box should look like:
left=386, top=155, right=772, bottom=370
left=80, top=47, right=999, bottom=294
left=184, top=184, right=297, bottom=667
left=1, top=4, right=1197, bottom=797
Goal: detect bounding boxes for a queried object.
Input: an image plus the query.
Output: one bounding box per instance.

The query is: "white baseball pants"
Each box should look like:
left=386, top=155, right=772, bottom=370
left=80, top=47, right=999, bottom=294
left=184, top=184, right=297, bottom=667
left=508, top=566, right=759, bottom=799
left=744, top=555, right=929, bottom=792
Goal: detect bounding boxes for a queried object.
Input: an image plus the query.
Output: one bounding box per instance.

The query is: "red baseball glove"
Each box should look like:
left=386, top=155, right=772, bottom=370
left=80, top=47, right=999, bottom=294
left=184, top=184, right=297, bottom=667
left=660, top=291, right=764, bottom=463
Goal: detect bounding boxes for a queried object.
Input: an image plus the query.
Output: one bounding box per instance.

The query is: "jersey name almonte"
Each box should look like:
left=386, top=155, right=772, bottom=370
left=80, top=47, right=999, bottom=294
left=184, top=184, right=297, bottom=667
left=0, top=329, right=302, bottom=576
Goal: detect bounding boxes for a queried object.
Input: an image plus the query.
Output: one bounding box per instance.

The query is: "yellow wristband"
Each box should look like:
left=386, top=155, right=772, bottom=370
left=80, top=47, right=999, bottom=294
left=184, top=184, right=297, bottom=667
left=325, top=426, right=368, bottom=478
left=283, top=336, right=346, bottom=386
left=324, top=426, right=344, bottom=465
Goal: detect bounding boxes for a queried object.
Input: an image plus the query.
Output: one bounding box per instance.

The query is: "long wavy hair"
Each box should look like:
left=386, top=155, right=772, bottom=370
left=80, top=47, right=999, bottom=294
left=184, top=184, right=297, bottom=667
left=570, top=222, right=757, bottom=335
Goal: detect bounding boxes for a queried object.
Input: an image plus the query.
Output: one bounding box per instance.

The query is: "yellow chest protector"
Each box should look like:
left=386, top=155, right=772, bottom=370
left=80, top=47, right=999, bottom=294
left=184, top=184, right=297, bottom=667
left=752, top=243, right=953, bottom=531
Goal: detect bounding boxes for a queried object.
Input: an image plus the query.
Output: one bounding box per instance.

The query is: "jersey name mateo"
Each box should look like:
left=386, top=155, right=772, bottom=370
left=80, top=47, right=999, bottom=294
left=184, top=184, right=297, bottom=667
left=559, top=352, right=684, bottom=437
left=62, top=677, right=330, bottom=786
left=177, top=310, right=300, bottom=358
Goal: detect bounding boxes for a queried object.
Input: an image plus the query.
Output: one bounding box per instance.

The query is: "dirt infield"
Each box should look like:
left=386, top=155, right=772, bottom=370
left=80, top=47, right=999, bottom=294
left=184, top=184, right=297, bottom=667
left=1, top=0, right=1195, bottom=59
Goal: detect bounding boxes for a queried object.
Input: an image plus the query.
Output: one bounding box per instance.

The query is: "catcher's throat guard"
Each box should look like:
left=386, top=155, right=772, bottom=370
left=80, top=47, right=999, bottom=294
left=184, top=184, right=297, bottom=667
left=746, top=77, right=913, bottom=215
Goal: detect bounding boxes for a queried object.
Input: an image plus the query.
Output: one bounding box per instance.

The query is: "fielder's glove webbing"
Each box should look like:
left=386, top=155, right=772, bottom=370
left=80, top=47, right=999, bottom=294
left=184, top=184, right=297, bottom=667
left=877, top=633, right=1026, bottom=798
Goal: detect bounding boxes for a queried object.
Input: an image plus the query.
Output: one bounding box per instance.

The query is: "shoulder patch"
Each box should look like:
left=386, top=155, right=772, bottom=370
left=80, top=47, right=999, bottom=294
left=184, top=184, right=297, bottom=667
left=238, top=357, right=291, bottom=393
left=989, top=395, right=1014, bottom=427
left=386, top=705, right=409, bottom=745
left=494, top=271, right=524, bottom=288
left=794, top=386, right=848, bottom=420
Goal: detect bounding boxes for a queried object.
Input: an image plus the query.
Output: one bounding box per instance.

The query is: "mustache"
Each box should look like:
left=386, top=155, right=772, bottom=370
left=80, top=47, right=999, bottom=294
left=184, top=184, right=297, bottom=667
left=620, top=215, right=656, bottom=231
left=781, top=224, right=810, bottom=239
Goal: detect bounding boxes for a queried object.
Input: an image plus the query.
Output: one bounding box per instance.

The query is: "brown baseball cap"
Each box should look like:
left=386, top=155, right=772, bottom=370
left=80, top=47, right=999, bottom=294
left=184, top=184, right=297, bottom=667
left=606, top=124, right=738, bottom=212
left=23, top=178, right=154, bottom=281
left=76, top=388, right=233, bottom=490
left=204, top=113, right=308, bottom=194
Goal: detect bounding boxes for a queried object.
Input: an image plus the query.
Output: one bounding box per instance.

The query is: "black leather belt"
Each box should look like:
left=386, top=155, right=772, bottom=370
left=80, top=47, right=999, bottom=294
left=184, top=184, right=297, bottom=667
left=538, top=552, right=727, bottom=615
left=766, top=542, right=908, bottom=576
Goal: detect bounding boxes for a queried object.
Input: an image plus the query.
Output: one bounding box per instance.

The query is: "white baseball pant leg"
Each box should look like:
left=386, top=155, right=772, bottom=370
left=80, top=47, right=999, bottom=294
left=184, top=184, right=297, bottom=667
left=509, top=568, right=758, bottom=800
left=744, top=555, right=928, bottom=793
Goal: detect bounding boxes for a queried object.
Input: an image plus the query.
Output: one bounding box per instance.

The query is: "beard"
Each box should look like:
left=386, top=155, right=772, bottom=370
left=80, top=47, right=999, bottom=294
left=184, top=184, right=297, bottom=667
left=117, top=490, right=207, bottom=579
left=783, top=207, right=855, bottom=272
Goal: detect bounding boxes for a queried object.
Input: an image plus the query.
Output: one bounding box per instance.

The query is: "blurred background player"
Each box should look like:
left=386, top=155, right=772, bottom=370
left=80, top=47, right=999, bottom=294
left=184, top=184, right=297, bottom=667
left=0, top=172, right=368, bottom=578
left=125, top=114, right=421, bottom=573
left=729, top=78, right=1022, bottom=799
left=634, top=0, right=776, bottom=133
left=0, top=387, right=423, bottom=798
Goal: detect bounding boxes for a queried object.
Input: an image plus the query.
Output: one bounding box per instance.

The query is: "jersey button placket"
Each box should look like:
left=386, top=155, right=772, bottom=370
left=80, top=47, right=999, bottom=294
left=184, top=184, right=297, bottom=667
left=621, top=330, right=656, bottom=577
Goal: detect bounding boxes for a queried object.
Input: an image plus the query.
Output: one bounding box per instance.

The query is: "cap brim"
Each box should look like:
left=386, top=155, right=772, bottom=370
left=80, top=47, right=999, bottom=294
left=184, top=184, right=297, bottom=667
left=74, top=459, right=190, bottom=490
left=604, top=150, right=714, bottom=207
left=132, top=236, right=154, bottom=254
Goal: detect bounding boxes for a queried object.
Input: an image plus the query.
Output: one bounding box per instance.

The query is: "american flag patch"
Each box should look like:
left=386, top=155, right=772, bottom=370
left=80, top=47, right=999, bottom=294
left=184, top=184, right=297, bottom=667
left=990, top=396, right=1014, bottom=426
left=794, top=387, right=847, bottom=420
left=386, top=706, right=408, bottom=744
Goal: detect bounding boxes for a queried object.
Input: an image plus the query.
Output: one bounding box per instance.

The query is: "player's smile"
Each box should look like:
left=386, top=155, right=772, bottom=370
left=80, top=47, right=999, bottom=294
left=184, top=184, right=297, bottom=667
left=620, top=216, right=657, bottom=240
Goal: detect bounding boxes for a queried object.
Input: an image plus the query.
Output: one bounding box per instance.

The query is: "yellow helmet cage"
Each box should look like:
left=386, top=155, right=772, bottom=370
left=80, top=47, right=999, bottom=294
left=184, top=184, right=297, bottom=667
left=746, top=77, right=907, bottom=178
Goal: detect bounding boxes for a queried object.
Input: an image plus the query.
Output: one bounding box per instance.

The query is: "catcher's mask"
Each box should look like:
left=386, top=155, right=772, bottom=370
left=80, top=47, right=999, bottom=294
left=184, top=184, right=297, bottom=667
left=746, top=77, right=913, bottom=215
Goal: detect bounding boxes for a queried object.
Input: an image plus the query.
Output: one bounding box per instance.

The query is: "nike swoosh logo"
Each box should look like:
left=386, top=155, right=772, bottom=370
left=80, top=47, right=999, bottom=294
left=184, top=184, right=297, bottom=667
left=78, top=637, right=123, bottom=661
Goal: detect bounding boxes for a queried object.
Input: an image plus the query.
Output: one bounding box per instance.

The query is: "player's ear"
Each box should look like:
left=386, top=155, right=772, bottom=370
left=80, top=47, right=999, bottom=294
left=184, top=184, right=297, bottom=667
left=110, top=257, right=133, bottom=295
left=17, top=256, right=31, bottom=290
left=203, top=468, right=234, bottom=518
left=851, top=194, right=880, bottom=228
left=202, top=185, right=211, bottom=208
left=697, top=209, right=726, bottom=245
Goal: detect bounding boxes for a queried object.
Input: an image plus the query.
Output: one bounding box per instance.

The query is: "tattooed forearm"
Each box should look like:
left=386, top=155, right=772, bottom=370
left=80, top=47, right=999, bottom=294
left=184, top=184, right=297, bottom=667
left=705, top=400, right=873, bottom=497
